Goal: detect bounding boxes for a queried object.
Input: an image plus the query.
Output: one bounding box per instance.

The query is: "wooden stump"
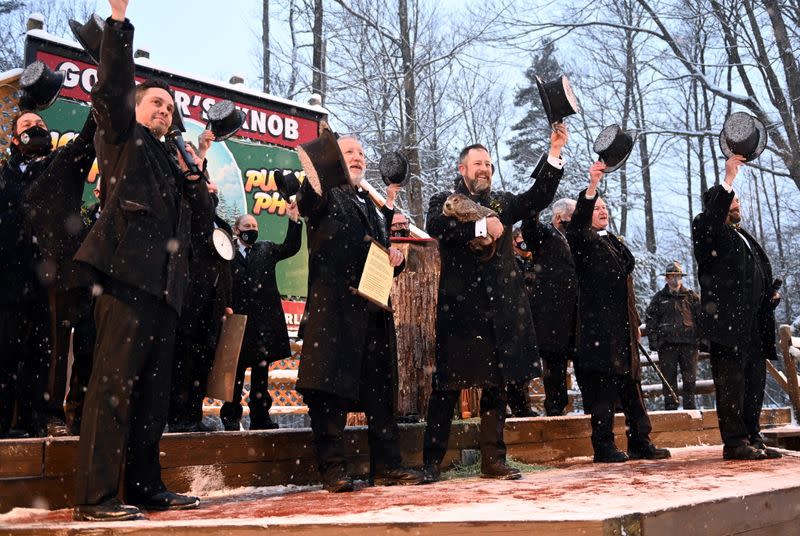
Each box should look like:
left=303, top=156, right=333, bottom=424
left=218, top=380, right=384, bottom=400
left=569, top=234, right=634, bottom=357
left=390, top=238, right=440, bottom=420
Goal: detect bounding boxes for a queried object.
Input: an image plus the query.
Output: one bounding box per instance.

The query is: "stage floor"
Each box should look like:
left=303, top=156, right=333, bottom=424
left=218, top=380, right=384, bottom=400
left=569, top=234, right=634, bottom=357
left=2, top=445, right=799, bottom=535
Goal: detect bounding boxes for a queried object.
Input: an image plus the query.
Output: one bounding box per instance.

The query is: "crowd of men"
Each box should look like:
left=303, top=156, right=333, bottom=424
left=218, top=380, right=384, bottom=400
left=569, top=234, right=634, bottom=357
left=0, top=0, right=784, bottom=522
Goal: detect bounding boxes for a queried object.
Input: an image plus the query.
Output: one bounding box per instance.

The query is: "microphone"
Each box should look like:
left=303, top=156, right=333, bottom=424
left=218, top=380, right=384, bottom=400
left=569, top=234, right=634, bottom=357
left=772, top=278, right=783, bottom=291
left=166, top=127, right=201, bottom=177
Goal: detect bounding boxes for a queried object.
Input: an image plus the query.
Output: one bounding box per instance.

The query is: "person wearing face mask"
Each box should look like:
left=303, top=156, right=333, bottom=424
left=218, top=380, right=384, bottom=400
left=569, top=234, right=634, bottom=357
left=71, top=0, right=213, bottom=521
left=521, top=197, right=578, bottom=417
left=422, top=125, right=568, bottom=483
left=692, top=155, right=781, bottom=461
left=390, top=211, right=411, bottom=238
left=219, top=207, right=301, bottom=432
left=566, top=162, right=670, bottom=464
left=643, top=262, right=700, bottom=411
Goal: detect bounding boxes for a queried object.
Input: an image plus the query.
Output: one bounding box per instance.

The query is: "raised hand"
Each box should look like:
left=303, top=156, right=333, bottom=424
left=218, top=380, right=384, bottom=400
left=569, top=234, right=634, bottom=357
left=108, top=0, right=129, bottom=21
left=385, top=183, right=402, bottom=210
left=724, top=155, right=745, bottom=187
left=286, top=200, right=300, bottom=222
left=549, top=122, right=568, bottom=158
left=487, top=216, right=504, bottom=240
left=587, top=161, right=606, bottom=198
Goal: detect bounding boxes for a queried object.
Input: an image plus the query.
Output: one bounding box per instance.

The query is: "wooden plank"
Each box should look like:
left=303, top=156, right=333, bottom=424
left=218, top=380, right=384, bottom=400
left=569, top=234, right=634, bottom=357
left=766, top=360, right=789, bottom=391
left=0, top=439, right=43, bottom=478
left=779, top=324, right=800, bottom=418
left=647, top=410, right=704, bottom=433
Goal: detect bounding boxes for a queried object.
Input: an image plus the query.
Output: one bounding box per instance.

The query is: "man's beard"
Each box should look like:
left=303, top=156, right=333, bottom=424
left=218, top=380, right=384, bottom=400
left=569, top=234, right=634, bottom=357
left=466, top=173, right=491, bottom=194
left=728, top=210, right=741, bottom=224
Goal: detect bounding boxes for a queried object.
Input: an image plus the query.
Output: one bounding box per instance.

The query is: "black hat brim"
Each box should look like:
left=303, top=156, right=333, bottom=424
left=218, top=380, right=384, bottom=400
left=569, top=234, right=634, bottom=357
left=719, top=115, right=768, bottom=163
left=601, top=132, right=637, bottom=174
left=68, top=17, right=103, bottom=65
left=210, top=109, right=245, bottom=142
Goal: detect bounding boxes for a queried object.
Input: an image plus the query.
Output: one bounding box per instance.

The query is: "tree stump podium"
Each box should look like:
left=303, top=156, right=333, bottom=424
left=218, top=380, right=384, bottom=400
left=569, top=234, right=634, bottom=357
left=390, top=238, right=440, bottom=421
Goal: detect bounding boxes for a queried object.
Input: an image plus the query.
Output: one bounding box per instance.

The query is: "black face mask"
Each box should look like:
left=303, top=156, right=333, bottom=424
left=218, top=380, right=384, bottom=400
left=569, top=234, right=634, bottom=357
left=239, top=229, right=258, bottom=245
left=391, top=228, right=411, bottom=238
left=16, top=125, right=52, bottom=157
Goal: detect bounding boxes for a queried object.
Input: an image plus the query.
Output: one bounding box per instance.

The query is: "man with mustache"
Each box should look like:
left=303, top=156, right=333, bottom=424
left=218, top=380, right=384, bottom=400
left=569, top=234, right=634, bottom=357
left=692, top=155, right=781, bottom=460
left=567, top=162, right=670, bottom=463
left=422, top=125, right=567, bottom=482
left=296, top=134, right=424, bottom=492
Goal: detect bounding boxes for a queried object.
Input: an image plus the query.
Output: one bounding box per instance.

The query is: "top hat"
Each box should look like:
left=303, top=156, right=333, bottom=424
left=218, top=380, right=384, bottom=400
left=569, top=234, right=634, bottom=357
left=378, top=150, right=410, bottom=186
left=593, top=124, right=637, bottom=173
left=664, top=261, right=685, bottom=276
left=207, top=100, right=245, bottom=141
left=68, top=13, right=105, bottom=65
left=536, top=75, right=580, bottom=125
left=296, top=123, right=350, bottom=195
left=17, top=61, right=64, bottom=111
left=275, top=170, right=301, bottom=200
left=719, top=112, right=767, bottom=162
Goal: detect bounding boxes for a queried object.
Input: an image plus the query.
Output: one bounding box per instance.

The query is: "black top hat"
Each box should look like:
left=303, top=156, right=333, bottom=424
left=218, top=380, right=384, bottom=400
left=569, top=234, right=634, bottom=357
left=378, top=150, right=410, bottom=186
left=719, top=112, right=767, bottom=162
left=593, top=124, right=637, bottom=173
left=296, top=124, right=350, bottom=195
left=275, top=170, right=301, bottom=200
left=536, top=75, right=580, bottom=125
left=69, top=13, right=105, bottom=65
left=17, top=61, right=64, bottom=112
left=207, top=100, right=245, bottom=141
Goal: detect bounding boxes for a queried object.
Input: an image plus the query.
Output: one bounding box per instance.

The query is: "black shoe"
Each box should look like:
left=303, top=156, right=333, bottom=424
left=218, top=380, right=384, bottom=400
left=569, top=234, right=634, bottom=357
left=322, top=475, right=354, bottom=493
left=222, top=419, right=241, bottom=432
left=0, top=428, right=30, bottom=439
left=751, top=441, right=783, bottom=459
left=480, top=462, right=522, bottom=480
left=593, top=447, right=629, bottom=463
left=73, top=498, right=143, bottom=521
left=723, top=444, right=768, bottom=461
left=130, top=491, right=200, bottom=511
left=372, top=466, right=425, bottom=486
left=422, top=464, right=441, bottom=484
left=627, top=443, right=671, bottom=460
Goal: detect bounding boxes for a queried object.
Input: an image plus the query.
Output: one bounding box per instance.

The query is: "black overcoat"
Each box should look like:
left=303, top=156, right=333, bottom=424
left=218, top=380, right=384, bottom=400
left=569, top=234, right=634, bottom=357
left=233, top=219, right=302, bottom=363
left=691, top=184, right=776, bottom=358
left=566, top=190, right=640, bottom=377
left=295, top=182, right=401, bottom=402
left=521, top=215, right=577, bottom=355
left=73, top=18, right=212, bottom=313
left=426, top=162, right=562, bottom=390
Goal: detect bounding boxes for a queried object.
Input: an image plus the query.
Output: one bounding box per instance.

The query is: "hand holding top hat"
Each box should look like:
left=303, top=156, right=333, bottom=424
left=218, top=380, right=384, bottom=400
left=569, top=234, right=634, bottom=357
left=68, top=13, right=106, bottom=65
left=536, top=75, right=580, bottom=128
left=17, top=61, right=64, bottom=112
left=719, top=111, right=767, bottom=163
left=593, top=124, right=637, bottom=173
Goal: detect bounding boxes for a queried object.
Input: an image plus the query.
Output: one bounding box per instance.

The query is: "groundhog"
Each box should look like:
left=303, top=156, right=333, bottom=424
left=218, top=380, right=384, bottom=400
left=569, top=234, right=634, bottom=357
left=442, top=193, right=498, bottom=261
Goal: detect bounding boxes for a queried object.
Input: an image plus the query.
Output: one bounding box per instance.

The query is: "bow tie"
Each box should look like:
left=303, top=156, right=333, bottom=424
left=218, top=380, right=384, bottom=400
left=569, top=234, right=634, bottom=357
left=728, top=223, right=741, bottom=231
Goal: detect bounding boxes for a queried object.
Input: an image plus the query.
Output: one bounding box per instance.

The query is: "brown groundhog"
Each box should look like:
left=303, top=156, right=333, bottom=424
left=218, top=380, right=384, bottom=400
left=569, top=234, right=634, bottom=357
left=442, top=193, right=498, bottom=261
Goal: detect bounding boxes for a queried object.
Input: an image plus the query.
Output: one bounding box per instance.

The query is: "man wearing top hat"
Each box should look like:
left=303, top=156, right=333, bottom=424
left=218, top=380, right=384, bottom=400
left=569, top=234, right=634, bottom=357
left=72, top=0, right=213, bottom=520
left=520, top=197, right=578, bottom=417
left=567, top=162, right=670, bottom=463
left=295, top=133, right=424, bottom=492
left=644, top=262, right=700, bottom=411
left=692, top=112, right=781, bottom=461
left=422, top=124, right=568, bottom=482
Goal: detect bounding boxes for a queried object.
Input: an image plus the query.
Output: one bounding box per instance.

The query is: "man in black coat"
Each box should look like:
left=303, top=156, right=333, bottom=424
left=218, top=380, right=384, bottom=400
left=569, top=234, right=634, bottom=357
left=422, top=125, right=568, bottom=482
left=692, top=155, right=781, bottom=461
left=567, top=162, right=670, bottom=463
left=644, top=262, right=700, bottom=411
left=296, top=135, right=422, bottom=492
left=219, top=208, right=302, bottom=431
left=521, top=197, right=578, bottom=416
left=72, top=0, right=212, bottom=521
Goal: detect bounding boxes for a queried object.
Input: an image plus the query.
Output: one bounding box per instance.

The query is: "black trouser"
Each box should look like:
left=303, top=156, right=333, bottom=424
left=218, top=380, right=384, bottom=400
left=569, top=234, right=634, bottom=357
left=578, top=371, right=653, bottom=453
left=169, top=332, right=215, bottom=427
left=709, top=339, right=766, bottom=449
left=219, top=356, right=273, bottom=429
left=1, top=302, right=38, bottom=433
left=423, top=385, right=507, bottom=469
left=658, top=343, right=698, bottom=410
left=304, top=313, right=402, bottom=480
left=541, top=351, right=570, bottom=416
left=74, top=290, right=177, bottom=506
left=506, top=379, right=531, bottom=416
left=65, top=301, right=96, bottom=434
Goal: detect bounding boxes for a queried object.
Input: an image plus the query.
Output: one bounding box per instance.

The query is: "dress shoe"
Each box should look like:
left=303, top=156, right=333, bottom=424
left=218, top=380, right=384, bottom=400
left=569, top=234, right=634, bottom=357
left=593, top=447, right=629, bottom=463
left=130, top=491, right=200, bottom=511
left=372, top=466, right=425, bottom=486
left=249, top=419, right=279, bottom=431
left=322, top=475, right=354, bottom=493
left=751, top=441, right=783, bottom=459
left=73, top=498, right=143, bottom=521
left=480, top=461, right=522, bottom=480
left=722, top=444, right=768, bottom=461
left=41, top=417, right=69, bottom=438
left=627, top=443, right=671, bottom=460
left=422, top=464, right=441, bottom=484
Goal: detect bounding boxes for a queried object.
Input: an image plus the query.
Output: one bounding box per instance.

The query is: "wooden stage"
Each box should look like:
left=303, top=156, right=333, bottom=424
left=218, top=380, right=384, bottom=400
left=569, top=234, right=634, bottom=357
left=1, top=408, right=797, bottom=534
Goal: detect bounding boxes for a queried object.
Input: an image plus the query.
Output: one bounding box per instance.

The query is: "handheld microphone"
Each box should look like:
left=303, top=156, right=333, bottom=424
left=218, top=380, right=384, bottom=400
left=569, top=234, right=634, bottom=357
left=773, top=278, right=783, bottom=291
left=166, top=127, right=201, bottom=177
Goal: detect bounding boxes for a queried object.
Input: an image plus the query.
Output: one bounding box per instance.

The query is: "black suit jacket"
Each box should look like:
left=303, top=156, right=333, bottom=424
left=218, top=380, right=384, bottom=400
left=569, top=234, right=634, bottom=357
left=233, top=219, right=302, bottom=362
left=426, top=161, right=562, bottom=389
left=692, top=184, right=776, bottom=357
left=73, top=18, right=212, bottom=313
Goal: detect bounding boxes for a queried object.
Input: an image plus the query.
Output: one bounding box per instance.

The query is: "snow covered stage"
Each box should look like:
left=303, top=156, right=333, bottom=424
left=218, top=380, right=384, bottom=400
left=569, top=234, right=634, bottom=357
left=1, top=409, right=798, bottom=535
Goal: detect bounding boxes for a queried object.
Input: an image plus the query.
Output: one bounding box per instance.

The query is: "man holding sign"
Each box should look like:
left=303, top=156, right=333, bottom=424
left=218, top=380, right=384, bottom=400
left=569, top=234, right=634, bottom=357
left=295, top=132, right=423, bottom=492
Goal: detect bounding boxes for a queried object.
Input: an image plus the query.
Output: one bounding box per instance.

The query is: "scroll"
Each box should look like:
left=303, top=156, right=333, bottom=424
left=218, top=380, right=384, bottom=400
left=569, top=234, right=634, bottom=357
left=349, top=240, right=394, bottom=312
left=207, top=313, right=248, bottom=402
